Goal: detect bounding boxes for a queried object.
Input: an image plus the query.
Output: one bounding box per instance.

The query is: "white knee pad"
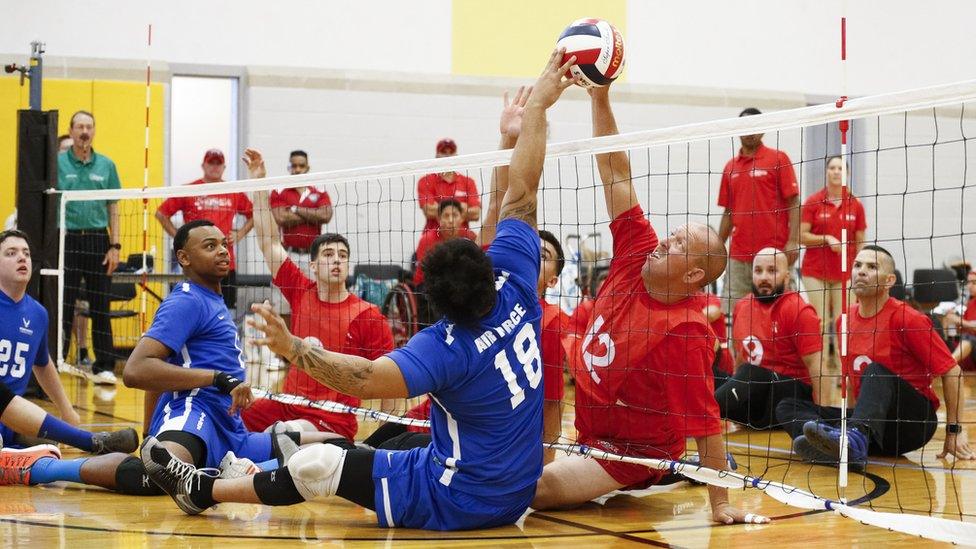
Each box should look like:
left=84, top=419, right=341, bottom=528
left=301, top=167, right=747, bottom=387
left=288, top=443, right=346, bottom=501
left=263, top=419, right=318, bottom=433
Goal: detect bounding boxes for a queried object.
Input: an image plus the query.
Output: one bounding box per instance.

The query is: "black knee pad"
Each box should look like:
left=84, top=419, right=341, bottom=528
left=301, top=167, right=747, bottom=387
left=0, top=382, right=15, bottom=417
left=322, top=438, right=358, bottom=452
left=156, top=430, right=207, bottom=467
left=114, top=456, right=164, bottom=496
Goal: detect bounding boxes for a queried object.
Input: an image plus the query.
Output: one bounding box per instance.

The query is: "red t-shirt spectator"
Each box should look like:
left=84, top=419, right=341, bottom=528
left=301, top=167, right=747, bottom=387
left=573, top=205, right=719, bottom=488
left=718, top=144, right=799, bottom=262
left=841, top=297, right=956, bottom=409
left=417, top=173, right=480, bottom=232
left=242, top=259, right=394, bottom=438
left=732, top=291, right=822, bottom=383
left=413, top=228, right=477, bottom=286
left=800, top=187, right=867, bottom=281
left=269, top=186, right=332, bottom=252
left=157, top=179, right=253, bottom=270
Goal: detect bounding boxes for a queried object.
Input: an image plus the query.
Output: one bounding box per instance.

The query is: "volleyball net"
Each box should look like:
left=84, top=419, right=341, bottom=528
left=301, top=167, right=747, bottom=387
left=54, top=79, right=976, bottom=541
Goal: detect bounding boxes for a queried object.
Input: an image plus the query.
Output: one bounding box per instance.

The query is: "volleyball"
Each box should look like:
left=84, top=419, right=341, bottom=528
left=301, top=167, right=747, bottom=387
left=556, top=18, right=625, bottom=88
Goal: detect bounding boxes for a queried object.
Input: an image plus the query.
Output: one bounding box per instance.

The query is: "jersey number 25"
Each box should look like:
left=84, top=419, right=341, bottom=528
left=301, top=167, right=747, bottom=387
left=493, top=323, right=543, bottom=409
left=0, top=339, right=29, bottom=379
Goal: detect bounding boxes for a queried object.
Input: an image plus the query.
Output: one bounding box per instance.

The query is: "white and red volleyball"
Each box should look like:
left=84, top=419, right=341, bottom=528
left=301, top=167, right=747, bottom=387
left=556, top=18, right=625, bottom=88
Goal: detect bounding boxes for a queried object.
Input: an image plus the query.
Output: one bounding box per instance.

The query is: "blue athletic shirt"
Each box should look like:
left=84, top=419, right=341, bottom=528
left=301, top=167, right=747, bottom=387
left=0, top=289, right=50, bottom=396
left=387, top=219, right=543, bottom=497
left=144, top=280, right=245, bottom=411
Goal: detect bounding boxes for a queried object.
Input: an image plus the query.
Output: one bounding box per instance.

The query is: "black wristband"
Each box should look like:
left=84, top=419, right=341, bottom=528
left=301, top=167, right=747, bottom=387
left=109, top=243, right=122, bottom=250
left=213, top=371, right=243, bottom=394
left=947, top=423, right=963, bottom=434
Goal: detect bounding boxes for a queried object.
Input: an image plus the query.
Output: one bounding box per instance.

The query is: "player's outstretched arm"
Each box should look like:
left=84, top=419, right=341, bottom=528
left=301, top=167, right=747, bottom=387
left=696, top=433, right=771, bottom=524
left=499, top=49, right=577, bottom=229
left=249, top=302, right=409, bottom=399
left=938, top=364, right=975, bottom=459
left=478, top=86, right=531, bottom=246
left=589, top=86, right=637, bottom=220
left=124, top=337, right=254, bottom=415
left=33, top=360, right=80, bottom=425
left=243, top=148, right=288, bottom=278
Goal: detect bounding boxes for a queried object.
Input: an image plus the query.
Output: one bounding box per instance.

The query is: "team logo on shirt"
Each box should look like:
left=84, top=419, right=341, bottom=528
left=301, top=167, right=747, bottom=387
left=852, top=355, right=872, bottom=372
left=89, top=174, right=105, bottom=182
left=742, top=335, right=764, bottom=366
left=582, top=315, right=615, bottom=383
left=19, top=318, right=32, bottom=336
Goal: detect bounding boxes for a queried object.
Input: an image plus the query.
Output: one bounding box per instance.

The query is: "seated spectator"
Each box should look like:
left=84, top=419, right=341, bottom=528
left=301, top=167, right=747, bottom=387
left=945, top=270, right=976, bottom=369
left=413, top=199, right=476, bottom=286
left=417, top=139, right=481, bottom=233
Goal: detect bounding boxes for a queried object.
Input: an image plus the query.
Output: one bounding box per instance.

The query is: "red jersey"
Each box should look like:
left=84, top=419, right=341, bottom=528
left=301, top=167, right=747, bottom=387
left=703, top=293, right=734, bottom=375
left=269, top=186, right=332, bottom=251
left=540, top=299, right=569, bottom=401
left=799, top=188, right=867, bottom=281
left=405, top=398, right=432, bottom=434
left=732, top=292, right=822, bottom=383
left=157, top=179, right=253, bottom=270
left=840, top=297, right=956, bottom=409
left=962, top=297, right=976, bottom=336
left=417, top=173, right=480, bottom=232
left=413, top=228, right=477, bottom=285
left=717, top=144, right=799, bottom=261
left=574, top=205, right=719, bottom=462
left=273, top=259, right=394, bottom=437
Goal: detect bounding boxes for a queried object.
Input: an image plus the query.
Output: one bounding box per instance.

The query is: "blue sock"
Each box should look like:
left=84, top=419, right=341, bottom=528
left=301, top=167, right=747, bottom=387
left=29, top=457, right=86, bottom=485
left=255, top=458, right=279, bottom=471
left=38, top=415, right=93, bottom=452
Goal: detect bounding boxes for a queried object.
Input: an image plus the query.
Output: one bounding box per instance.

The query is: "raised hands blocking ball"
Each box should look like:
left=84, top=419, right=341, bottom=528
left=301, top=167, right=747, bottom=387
left=556, top=18, right=625, bottom=88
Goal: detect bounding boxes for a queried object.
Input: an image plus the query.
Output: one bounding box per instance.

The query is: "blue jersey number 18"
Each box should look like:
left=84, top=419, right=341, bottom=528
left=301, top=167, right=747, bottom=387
left=492, top=323, right=543, bottom=409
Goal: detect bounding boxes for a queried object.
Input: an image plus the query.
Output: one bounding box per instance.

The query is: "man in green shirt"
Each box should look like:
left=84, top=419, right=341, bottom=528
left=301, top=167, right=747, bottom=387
left=58, top=111, right=122, bottom=385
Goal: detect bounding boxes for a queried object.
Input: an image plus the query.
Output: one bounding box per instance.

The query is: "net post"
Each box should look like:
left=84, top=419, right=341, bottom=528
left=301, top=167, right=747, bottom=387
left=835, top=9, right=850, bottom=503
left=55, top=192, right=67, bottom=370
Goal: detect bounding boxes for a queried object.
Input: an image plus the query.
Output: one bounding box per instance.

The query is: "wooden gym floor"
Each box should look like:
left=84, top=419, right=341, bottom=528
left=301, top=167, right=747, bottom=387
left=1, top=367, right=974, bottom=548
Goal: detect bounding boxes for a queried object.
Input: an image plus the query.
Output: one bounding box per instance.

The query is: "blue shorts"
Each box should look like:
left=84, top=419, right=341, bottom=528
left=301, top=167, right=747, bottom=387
left=149, top=395, right=272, bottom=468
left=372, top=446, right=534, bottom=531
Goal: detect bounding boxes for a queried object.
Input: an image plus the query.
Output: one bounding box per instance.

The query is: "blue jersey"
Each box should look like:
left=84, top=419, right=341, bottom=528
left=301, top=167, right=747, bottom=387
left=387, top=219, right=543, bottom=498
left=144, top=280, right=245, bottom=413
left=0, top=290, right=50, bottom=396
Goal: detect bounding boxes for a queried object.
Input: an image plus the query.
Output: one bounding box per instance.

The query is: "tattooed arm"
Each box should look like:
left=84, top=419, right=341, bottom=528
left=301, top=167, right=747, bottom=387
left=249, top=302, right=409, bottom=399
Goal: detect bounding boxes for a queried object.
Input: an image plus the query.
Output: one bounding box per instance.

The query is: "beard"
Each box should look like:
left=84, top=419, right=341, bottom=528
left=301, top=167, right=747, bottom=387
left=752, top=282, right=786, bottom=303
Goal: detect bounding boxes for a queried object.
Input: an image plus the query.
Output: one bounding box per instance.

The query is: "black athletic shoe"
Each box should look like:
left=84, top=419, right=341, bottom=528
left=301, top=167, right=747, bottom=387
left=91, top=428, right=139, bottom=455
left=270, top=422, right=300, bottom=466
left=793, top=434, right=865, bottom=472
left=140, top=436, right=216, bottom=515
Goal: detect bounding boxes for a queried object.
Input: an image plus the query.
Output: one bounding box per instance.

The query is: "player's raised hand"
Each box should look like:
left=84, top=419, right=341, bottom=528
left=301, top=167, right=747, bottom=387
left=500, top=86, right=532, bottom=138
left=938, top=430, right=975, bottom=460
left=248, top=301, right=295, bottom=358
left=712, top=502, right=770, bottom=525
left=526, top=48, right=578, bottom=110
left=243, top=148, right=267, bottom=179
left=228, top=382, right=254, bottom=415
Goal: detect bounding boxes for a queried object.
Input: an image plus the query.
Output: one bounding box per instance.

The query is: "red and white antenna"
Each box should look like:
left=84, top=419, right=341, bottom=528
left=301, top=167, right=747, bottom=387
left=836, top=8, right=851, bottom=503
left=139, top=24, right=152, bottom=334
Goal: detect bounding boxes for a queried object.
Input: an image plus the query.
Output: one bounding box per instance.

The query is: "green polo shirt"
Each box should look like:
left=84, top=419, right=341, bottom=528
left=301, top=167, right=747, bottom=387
left=57, top=148, right=122, bottom=230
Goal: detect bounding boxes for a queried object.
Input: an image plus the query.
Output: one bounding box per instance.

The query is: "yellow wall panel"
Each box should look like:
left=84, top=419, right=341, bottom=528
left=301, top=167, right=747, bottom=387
left=0, top=77, right=166, bottom=349
left=452, top=0, right=627, bottom=78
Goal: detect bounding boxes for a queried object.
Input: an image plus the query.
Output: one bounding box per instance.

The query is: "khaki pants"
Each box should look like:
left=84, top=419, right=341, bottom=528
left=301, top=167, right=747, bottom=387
left=801, top=275, right=849, bottom=362
left=721, top=259, right=753, bottom=315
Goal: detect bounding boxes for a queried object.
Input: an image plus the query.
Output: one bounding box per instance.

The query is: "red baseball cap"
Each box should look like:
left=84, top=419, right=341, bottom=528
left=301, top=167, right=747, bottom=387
left=203, top=148, right=225, bottom=164
left=436, top=138, right=457, bottom=154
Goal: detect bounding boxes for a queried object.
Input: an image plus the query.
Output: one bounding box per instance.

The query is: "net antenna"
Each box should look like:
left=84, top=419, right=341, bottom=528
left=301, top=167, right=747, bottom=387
left=139, top=23, right=153, bottom=335
left=836, top=7, right=851, bottom=503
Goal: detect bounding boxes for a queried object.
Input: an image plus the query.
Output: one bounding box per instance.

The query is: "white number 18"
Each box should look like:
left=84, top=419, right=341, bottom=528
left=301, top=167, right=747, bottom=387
left=493, top=323, right=543, bottom=409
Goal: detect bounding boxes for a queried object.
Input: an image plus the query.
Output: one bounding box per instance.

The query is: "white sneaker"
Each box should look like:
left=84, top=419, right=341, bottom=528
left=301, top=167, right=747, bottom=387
left=90, top=370, right=118, bottom=385
left=218, top=451, right=260, bottom=479
left=59, top=362, right=90, bottom=379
